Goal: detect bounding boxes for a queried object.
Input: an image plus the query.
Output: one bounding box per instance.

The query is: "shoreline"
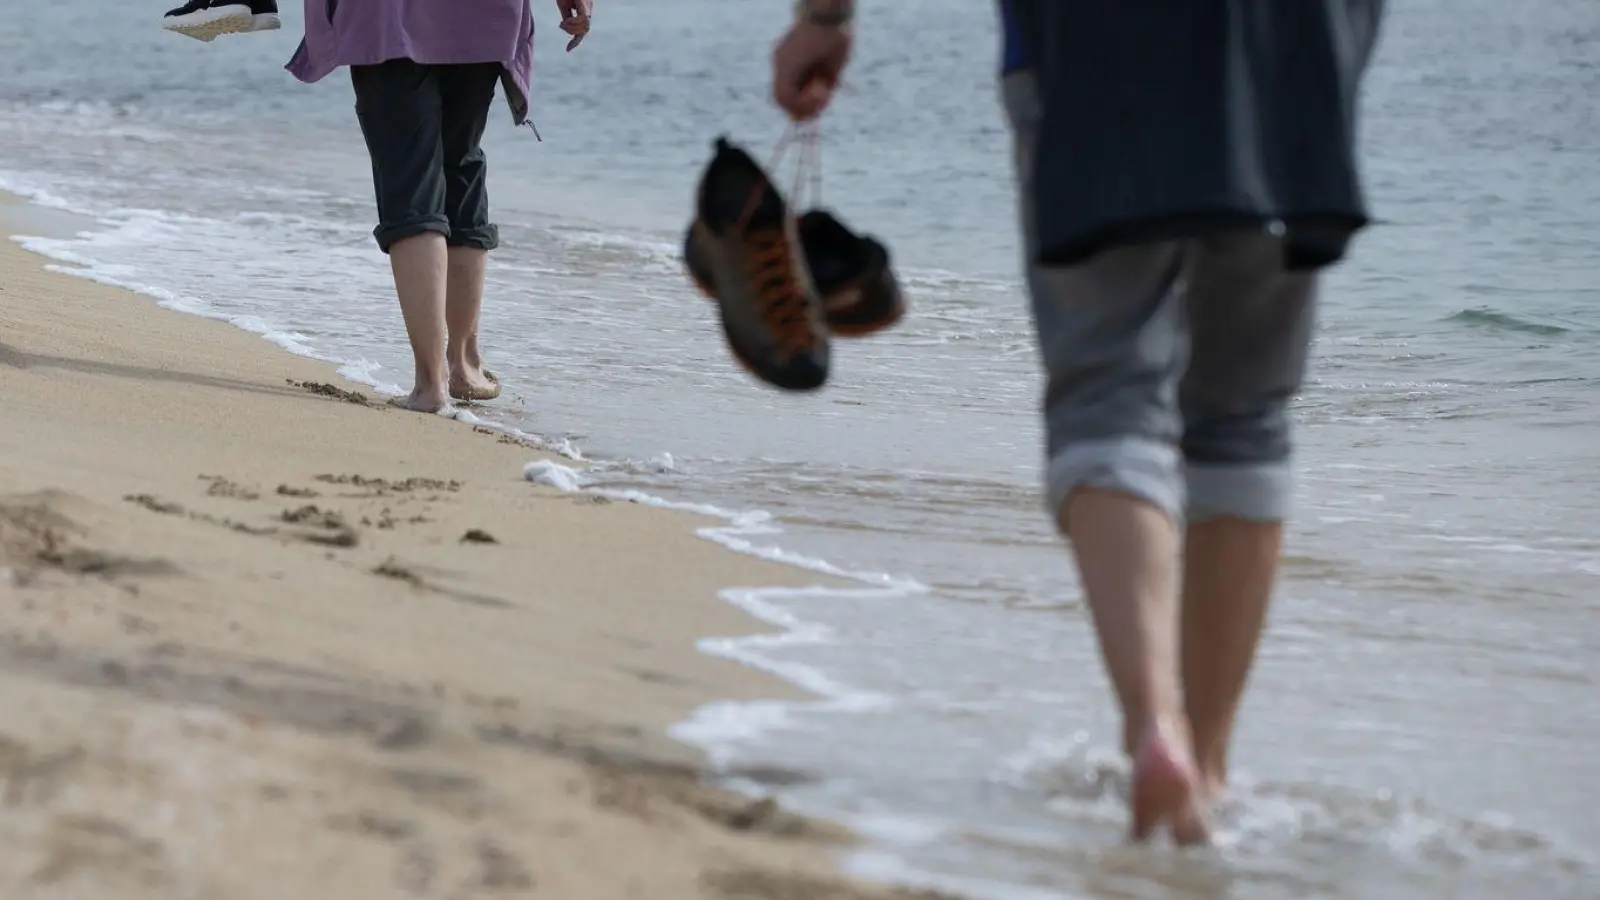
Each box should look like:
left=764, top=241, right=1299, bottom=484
left=0, top=190, right=953, bottom=899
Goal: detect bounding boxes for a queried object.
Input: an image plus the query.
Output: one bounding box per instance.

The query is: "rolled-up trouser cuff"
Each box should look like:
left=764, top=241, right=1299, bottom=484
left=375, top=215, right=450, bottom=254
left=1046, top=436, right=1184, bottom=526
left=447, top=223, right=500, bottom=252
left=1186, top=461, right=1293, bottom=523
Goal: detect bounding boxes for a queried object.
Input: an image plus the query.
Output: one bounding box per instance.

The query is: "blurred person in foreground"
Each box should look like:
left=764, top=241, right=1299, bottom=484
left=771, top=0, right=1384, bottom=843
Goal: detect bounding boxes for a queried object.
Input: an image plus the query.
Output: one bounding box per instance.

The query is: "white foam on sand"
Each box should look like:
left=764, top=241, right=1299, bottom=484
left=0, top=173, right=97, bottom=218
left=12, top=233, right=301, bottom=357
left=522, top=458, right=1026, bottom=895
left=524, top=457, right=923, bottom=734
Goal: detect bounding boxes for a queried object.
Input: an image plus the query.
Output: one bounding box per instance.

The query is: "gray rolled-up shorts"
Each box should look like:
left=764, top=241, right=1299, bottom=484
left=351, top=59, right=502, bottom=254
left=1004, top=72, right=1319, bottom=526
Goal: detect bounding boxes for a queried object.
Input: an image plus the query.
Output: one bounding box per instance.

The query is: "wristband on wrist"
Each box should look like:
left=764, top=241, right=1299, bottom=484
left=795, top=0, right=854, bottom=27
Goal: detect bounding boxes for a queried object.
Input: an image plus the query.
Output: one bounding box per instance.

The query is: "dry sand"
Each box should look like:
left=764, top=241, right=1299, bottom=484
left=0, top=195, right=954, bottom=900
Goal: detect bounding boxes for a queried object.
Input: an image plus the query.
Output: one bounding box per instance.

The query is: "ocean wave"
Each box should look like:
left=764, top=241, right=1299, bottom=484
left=1444, top=307, right=1573, bottom=336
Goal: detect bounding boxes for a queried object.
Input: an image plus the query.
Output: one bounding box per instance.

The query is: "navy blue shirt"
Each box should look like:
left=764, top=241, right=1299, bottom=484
left=1000, top=0, right=1382, bottom=269
left=999, top=0, right=1027, bottom=73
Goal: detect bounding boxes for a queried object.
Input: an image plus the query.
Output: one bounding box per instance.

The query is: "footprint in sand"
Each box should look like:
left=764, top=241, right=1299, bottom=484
left=280, top=506, right=359, bottom=548
left=5, top=492, right=178, bottom=580
left=199, top=475, right=260, bottom=501
left=315, top=474, right=462, bottom=499
left=286, top=378, right=372, bottom=406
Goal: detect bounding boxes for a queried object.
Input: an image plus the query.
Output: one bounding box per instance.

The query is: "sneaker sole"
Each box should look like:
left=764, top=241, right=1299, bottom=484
left=249, top=13, right=281, bottom=32
left=162, top=5, right=253, bottom=41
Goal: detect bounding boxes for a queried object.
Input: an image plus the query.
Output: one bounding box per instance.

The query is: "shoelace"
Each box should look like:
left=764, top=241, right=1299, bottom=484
left=741, top=225, right=816, bottom=358
left=711, top=125, right=825, bottom=360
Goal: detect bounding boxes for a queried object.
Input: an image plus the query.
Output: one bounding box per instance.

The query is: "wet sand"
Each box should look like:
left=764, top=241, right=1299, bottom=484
left=0, top=194, right=955, bottom=900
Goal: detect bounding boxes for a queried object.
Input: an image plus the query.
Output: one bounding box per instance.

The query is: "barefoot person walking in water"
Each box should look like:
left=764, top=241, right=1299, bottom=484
left=286, top=0, right=594, bottom=412
left=772, top=0, right=1384, bottom=842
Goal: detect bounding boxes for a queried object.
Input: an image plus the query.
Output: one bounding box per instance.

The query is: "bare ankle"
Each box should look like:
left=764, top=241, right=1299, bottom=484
left=1197, top=744, right=1229, bottom=794
left=1125, top=711, right=1193, bottom=758
left=414, top=369, right=444, bottom=393
left=447, top=361, right=487, bottom=383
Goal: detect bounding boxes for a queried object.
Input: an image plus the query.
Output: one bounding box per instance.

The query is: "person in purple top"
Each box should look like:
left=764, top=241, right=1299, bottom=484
left=284, top=0, right=593, bottom=411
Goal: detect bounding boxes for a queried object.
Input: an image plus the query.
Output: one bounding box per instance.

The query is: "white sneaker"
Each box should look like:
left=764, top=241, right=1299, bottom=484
left=247, top=0, right=281, bottom=32
left=161, top=0, right=253, bottom=41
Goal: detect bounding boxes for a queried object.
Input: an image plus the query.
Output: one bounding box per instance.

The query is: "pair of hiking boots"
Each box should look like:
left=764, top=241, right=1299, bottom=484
left=684, top=138, right=905, bottom=392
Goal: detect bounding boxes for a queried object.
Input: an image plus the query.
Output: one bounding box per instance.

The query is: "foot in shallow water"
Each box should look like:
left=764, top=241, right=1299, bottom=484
left=390, top=385, right=451, bottom=414
left=448, top=367, right=501, bottom=403
left=1129, top=723, right=1211, bottom=846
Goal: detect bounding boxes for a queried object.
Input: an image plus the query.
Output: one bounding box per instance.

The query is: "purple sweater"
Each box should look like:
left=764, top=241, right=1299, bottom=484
left=286, top=0, right=536, bottom=125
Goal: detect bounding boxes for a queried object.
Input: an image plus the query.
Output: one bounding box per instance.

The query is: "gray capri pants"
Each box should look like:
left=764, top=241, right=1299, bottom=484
left=1004, top=73, right=1318, bottom=525
left=351, top=59, right=502, bottom=254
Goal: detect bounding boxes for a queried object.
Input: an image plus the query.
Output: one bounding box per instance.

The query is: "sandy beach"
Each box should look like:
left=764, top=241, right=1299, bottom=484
left=0, top=193, right=948, bottom=900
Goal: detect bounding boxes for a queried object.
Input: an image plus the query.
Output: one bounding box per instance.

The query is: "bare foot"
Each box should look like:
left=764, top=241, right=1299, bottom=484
left=448, top=366, right=501, bottom=402
left=1173, top=768, right=1227, bottom=846
left=389, top=385, right=450, bottom=413
left=1129, top=724, right=1210, bottom=845
left=1170, top=794, right=1213, bottom=846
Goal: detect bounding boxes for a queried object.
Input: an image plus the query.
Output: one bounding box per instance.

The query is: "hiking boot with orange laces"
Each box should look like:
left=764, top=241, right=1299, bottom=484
left=687, top=207, right=905, bottom=339
left=686, top=138, right=830, bottom=392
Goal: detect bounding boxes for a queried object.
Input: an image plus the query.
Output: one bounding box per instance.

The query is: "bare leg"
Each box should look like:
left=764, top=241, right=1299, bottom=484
left=445, top=245, right=498, bottom=400
left=1062, top=488, right=1208, bottom=844
left=1175, top=237, right=1316, bottom=805
left=1181, top=517, right=1282, bottom=798
left=388, top=233, right=450, bottom=412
